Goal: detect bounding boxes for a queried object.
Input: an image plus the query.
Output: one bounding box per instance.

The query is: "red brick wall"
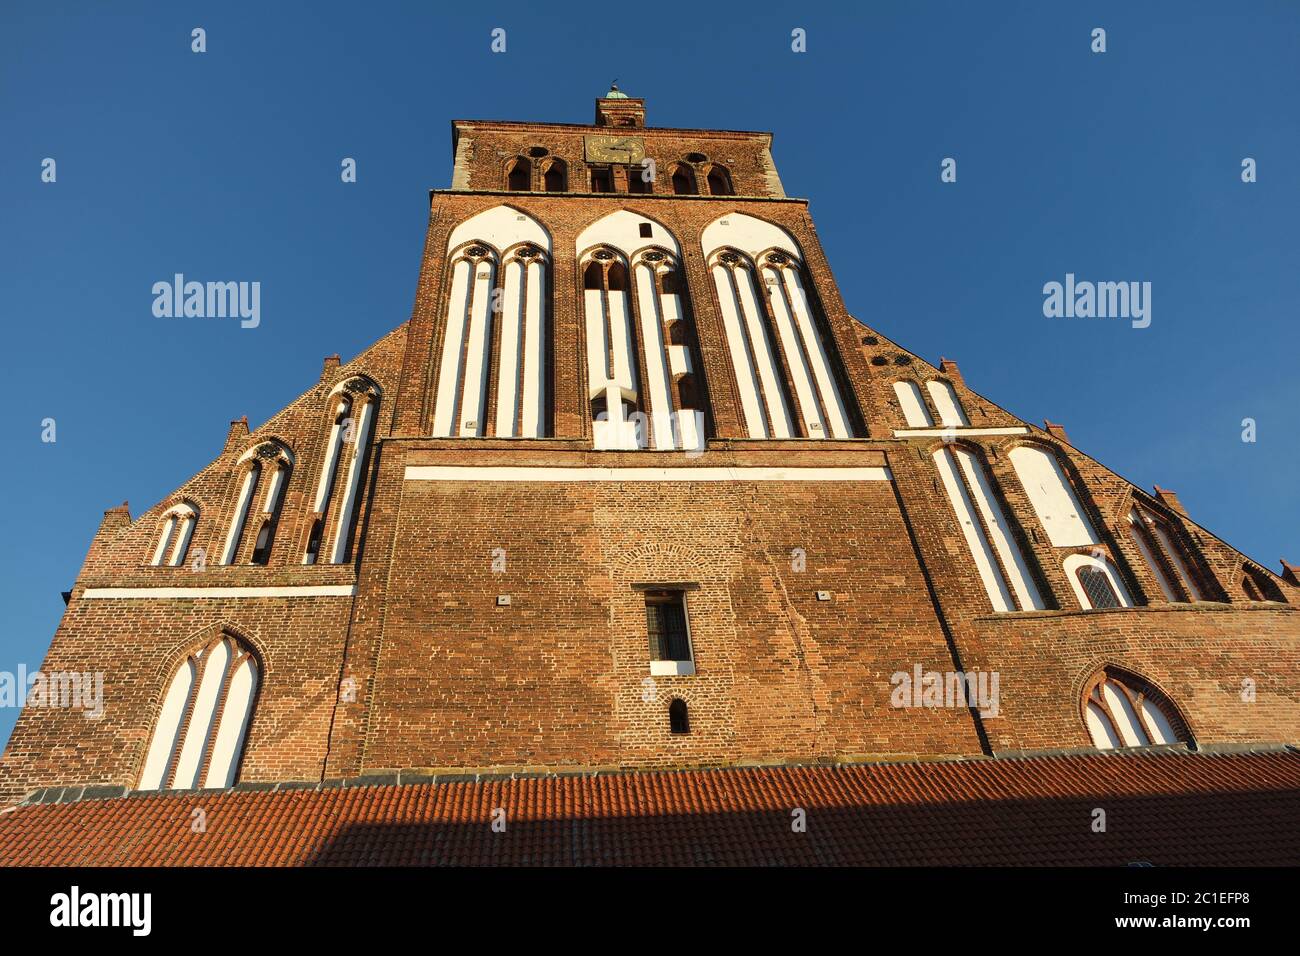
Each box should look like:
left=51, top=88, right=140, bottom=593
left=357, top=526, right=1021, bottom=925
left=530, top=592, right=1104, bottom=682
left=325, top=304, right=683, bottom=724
left=3, top=106, right=1297, bottom=806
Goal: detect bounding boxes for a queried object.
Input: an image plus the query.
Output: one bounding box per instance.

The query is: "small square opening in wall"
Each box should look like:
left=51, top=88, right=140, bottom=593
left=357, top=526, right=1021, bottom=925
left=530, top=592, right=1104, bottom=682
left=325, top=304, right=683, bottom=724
left=816, top=590, right=832, bottom=602
left=638, top=223, right=652, bottom=238
left=496, top=594, right=511, bottom=606
left=646, top=589, right=695, bottom=676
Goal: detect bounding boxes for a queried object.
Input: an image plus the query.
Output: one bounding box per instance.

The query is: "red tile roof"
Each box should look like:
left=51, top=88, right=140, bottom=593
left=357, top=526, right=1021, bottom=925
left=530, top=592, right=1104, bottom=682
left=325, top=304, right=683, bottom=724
left=2, top=750, right=1297, bottom=866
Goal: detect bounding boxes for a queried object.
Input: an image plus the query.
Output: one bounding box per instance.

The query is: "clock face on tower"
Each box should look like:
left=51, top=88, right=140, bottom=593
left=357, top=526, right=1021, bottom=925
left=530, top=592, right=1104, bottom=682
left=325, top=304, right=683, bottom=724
left=584, top=134, right=646, bottom=164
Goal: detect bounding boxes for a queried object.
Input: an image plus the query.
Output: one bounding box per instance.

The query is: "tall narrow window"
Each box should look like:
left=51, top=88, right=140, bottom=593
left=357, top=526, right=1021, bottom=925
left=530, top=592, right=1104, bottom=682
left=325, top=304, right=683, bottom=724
left=893, top=380, right=933, bottom=428
left=305, top=395, right=350, bottom=564
left=434, top=207, right=552, bottom=440
left=670, top=164, right=696, bottom=195
left=926, top=380, right=969, bottom=427
left=542, top=159, right=566, bottom=192
left=219, top=461, right=261, bottom=565
left=250, top=459, right=289, bottom=565
left=578, top=214, right=709, bottom=452
left=328, top=390, right=377, bottom=565
left=221, top=443, right=293, bottom=565
left=702, top=213, right=858, bottom=440
left=305, top=379, right=380, bottom=565
left=583, top=249, right=642, bottom=450
left=646, top=590, right=694, bottom=675
left=933, top=446, right=1045, bottom=612
left=150, top=503, right=198, bottom=567
left=303, top=518, right=324, bottom=566
left=1009, top=445, right=1099, bottom=547
left=1083, top=669, right=1188, bottom=750
left=506, top=157, right=531, bottom=191
left=705, top=164, right=733, bottom=196
left=627, top=163, right=651, bottom=194
left=138, top=635, right=259, bottom=791
left=1127, top=507, right=1202, bottom=602
left=668, top=698, right=690, bottom=734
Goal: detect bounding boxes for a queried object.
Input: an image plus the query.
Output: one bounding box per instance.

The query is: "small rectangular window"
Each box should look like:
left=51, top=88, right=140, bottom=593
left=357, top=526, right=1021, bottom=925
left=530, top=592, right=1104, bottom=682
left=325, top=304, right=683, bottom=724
left=591, top=167, right=613, bottom=193
left=638, top=223, right=652, bottom=238
left=645, top=590, right=693, bottom=674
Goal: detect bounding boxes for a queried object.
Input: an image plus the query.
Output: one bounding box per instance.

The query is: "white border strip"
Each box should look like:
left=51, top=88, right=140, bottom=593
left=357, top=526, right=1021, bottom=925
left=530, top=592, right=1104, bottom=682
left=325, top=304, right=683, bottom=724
left=404, top=465, right=892, bottom=483
left=82, top=585, right=357, bottom=600
left=893, top=427, right=1029, bottom=438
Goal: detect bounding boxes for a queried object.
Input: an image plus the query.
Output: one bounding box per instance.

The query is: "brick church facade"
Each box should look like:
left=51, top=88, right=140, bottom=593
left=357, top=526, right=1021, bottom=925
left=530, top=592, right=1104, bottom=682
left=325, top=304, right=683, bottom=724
left=2, top=90, right=1297, bottom=864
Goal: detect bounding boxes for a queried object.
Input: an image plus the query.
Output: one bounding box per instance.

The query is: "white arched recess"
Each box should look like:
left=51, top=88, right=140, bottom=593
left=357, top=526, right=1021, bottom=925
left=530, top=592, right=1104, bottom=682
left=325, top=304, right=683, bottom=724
left=1064, top=552, right=1134, bottom=609
left=894, top=381, right=933, bottom=427
left=701, top=213, right=853, bottom=440
left=1009, top=445, right=1098, bottom=548
left=138, top=635, right=259, bottom=791
left=433, top=206, right=551, bottom=439
left=933, top=445, right=1045, bottom=613
left=220, top=442, right=293, bottom=566
left=302, top=377, right=381, bottom=566
left=151, top=503, right=198, bottom=567
left=576, top=210, right=703, bottom=452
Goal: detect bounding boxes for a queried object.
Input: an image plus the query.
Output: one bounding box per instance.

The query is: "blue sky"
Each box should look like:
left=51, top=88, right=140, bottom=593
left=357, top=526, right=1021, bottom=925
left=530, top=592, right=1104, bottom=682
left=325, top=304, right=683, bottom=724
left=1, top=1, right=1297, bottom=747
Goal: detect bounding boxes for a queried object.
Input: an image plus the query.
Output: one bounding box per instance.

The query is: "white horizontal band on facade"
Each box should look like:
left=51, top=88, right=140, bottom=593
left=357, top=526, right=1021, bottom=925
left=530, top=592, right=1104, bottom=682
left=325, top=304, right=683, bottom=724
left=404, top=465, right=893, bottom=482
left=81, top=585, right=358, bottom=600
left=892, top=427, right=1030, bottom=438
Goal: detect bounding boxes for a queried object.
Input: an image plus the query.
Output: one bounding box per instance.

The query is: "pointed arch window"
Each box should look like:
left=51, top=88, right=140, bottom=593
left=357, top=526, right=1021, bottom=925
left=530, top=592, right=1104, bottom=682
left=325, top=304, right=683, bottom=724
left=706, top=243, right=855, bottom=440
left=580, top=240, right=707, bottom=451
left=926, top=379, right=969, bottom=427
left=506, top=157, right=531, bottom=191
left=627, top=162, right=652, bottom=194
left=250, top=457, right=290, bottom=565
left=1240, top=564, right=1286, bottom=603
left=542, top=158, right=567, bottom=192
left=1063, top=552, right=1134, bottom=610
left=1083, top=668, right=1189, bottom=750
left=670, top=164, right=696, bottom=195
left=304, top=393, right=351, bottom=564
left=138, top=634, right=260, bottom=791
left=1127, top=506, right=1204, bottom=603
left=150, top=503, right=199, bottom=567
left=220, top=442, right=292, bottom=565
left=434, top=207, right=552, bottom=440
left=1009, top=445, right=1099, bottom=548
left=705, top=164, right=733, bottom=196
left=933, top=445, right=1046, bottom=612
left=305, top=378, right=380, bottom=566
left=893, top=380, right=934, bottom=428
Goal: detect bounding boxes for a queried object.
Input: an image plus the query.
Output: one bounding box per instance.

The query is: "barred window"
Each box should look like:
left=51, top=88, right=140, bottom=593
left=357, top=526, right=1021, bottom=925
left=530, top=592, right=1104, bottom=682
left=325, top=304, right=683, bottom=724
left=646, top=590, right=691, bottom=662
